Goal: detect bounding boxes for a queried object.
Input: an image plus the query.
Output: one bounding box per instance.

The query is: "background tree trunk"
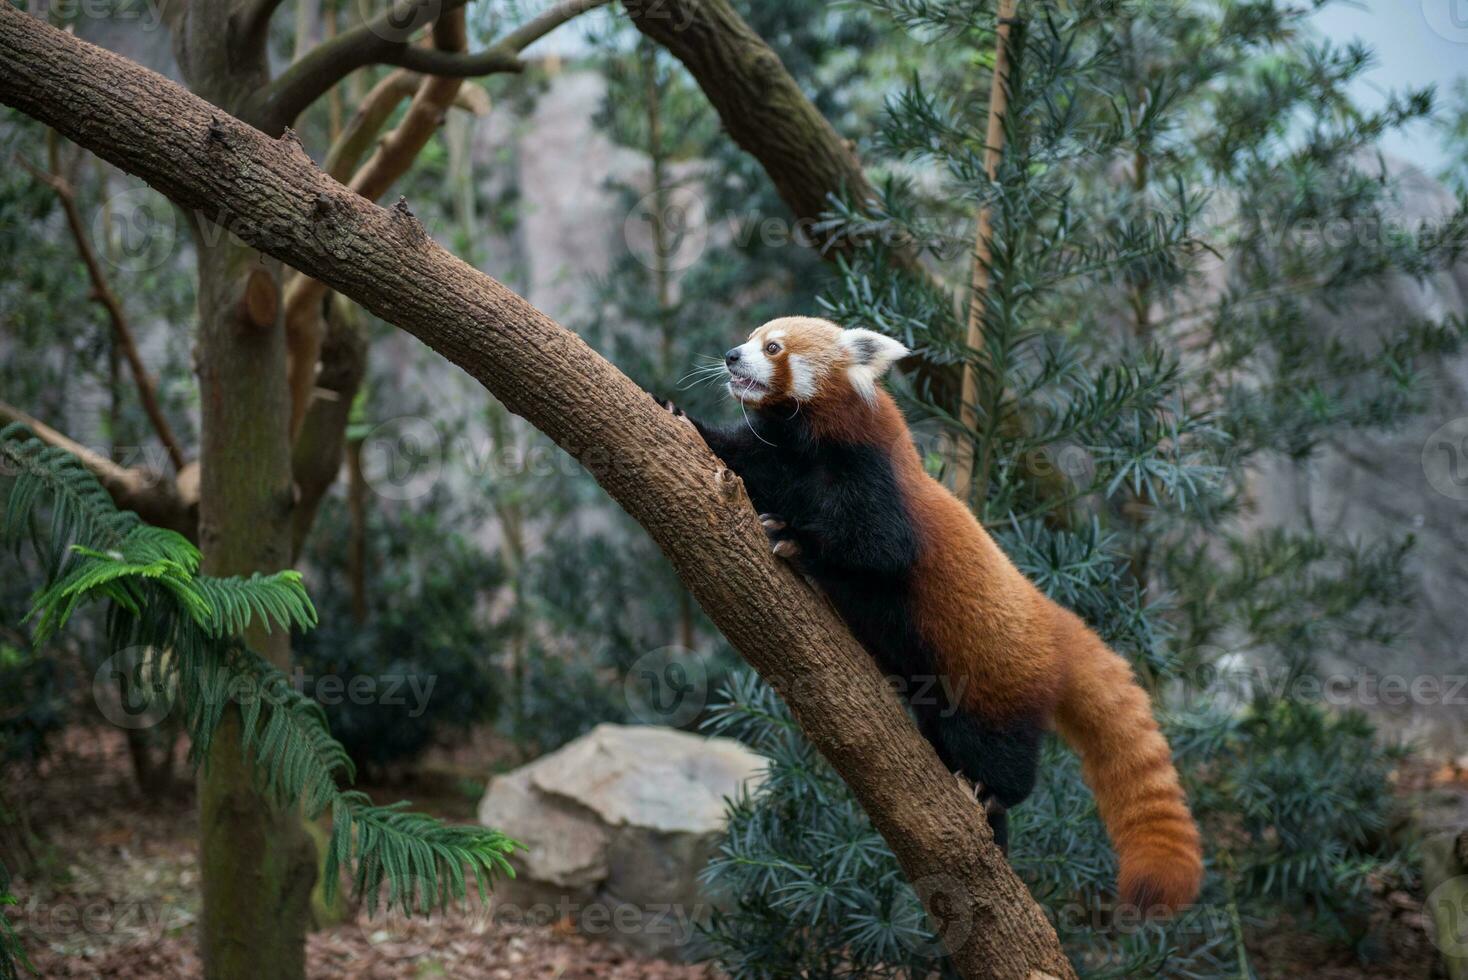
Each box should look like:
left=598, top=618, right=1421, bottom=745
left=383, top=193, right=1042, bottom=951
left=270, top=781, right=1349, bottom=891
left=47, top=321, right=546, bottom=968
left=0, top=15, right=1079, bottom=976
left=169, top=0, right=316, bottom=973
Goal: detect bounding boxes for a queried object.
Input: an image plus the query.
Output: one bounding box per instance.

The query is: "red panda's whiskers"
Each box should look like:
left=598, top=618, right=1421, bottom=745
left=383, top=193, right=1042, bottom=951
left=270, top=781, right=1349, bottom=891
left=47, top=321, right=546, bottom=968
left=739, top=398, right=777, bottom=447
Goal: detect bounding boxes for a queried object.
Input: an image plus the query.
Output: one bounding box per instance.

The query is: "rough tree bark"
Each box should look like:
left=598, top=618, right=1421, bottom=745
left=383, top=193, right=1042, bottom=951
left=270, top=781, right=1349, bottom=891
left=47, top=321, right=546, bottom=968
left=0, top=9, right=1079, bottom=979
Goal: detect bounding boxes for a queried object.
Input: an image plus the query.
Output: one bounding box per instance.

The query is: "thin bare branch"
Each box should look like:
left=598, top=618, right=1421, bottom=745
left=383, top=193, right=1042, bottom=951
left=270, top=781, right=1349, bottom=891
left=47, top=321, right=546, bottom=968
left=321, top=69, right=419, bottom=181
left=286, top=9, right=470, bottom=434
left=16, top=153, right=189, bottom=472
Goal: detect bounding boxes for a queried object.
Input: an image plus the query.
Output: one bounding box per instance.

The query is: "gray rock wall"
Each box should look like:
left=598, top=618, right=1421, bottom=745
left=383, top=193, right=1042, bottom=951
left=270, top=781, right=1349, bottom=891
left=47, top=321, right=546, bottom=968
left=1246, top=160, right=1468, bottom=755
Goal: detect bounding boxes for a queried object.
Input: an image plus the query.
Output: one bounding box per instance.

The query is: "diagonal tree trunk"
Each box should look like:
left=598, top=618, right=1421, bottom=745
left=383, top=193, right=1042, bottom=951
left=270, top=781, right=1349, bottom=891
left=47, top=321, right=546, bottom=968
left=0, top=13, right=1078, bottom=977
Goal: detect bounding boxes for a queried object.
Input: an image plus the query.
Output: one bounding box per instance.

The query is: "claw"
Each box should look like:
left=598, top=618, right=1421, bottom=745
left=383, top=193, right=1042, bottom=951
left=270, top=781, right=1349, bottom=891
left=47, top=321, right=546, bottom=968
left=772, top=539, right=800, bottom=559
left=759, top=513, right=787, bottom=531
left=953, top=772, right=1003, bottom=815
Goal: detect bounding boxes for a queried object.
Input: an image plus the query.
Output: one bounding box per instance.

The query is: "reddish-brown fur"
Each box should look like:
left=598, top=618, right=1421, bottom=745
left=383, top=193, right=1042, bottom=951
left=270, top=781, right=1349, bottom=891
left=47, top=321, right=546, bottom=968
left=751, top=318, right=1205, bottom=911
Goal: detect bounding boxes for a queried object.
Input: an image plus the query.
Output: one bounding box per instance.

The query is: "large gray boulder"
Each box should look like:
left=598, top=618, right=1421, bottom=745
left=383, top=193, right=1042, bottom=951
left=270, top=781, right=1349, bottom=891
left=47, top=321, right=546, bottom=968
left=476, top=723, right=765, bottom=958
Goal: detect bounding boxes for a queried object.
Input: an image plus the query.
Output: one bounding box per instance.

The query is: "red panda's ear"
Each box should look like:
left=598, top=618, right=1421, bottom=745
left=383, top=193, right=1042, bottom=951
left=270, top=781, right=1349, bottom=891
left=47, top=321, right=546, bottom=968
left=839, top=329, right=910, bottom=402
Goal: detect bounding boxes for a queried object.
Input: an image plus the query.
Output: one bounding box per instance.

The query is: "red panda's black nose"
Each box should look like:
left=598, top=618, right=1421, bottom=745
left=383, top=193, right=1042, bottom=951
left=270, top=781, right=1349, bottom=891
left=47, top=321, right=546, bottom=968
left=725, top=348, right=742, bottom=366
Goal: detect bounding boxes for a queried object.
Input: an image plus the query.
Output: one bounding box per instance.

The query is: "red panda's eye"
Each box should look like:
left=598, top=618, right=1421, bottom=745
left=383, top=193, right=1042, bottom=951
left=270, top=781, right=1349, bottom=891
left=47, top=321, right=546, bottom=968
left=764, top=342, right=780, bottom=355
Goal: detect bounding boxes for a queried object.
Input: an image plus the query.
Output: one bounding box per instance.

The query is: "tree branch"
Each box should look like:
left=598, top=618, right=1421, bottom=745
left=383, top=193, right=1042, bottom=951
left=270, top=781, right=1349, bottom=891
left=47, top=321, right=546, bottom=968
left=236, top=0, right=288, bottom=58
left=290, top=294, right=367, bottom=560
left=249, top=0, right=607, bottom=136
left=0, top=10, right=1078, bottom=977
left=16, top=155, right=189, bottom=472
left=625, top=0, right=875, bottom=260
left=320, top=69, right=420, bottom=182
left=0, top=399, right=197, bottom=538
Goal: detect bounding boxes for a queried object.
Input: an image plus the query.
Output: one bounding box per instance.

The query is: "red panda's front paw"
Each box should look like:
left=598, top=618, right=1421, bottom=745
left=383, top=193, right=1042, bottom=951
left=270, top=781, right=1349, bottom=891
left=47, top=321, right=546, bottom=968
left=771, top=538, right=800, bottom=559
left=758, top=513, right=800, bottom=560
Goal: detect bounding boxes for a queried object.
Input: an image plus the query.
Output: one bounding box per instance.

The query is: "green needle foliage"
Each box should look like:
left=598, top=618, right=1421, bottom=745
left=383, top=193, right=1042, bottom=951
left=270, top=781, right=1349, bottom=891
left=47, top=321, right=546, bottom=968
left=0, top=424, right=520, bottom=971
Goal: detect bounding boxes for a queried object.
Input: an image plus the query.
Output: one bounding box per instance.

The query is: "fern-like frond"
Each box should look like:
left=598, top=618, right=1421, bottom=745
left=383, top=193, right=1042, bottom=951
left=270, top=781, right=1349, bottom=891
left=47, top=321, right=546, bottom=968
left=1, top=426, right=519, bottom=920
left=328, top=795, right=521, bottom=916
left=193, top=571, right=318, bottom=637
left=1, top=424, right=140, bottom=580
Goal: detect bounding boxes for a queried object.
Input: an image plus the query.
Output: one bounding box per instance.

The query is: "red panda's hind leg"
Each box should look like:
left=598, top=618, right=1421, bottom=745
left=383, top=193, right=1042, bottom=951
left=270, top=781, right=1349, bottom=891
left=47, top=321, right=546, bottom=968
left=921, top=706, right=1042, bottom=852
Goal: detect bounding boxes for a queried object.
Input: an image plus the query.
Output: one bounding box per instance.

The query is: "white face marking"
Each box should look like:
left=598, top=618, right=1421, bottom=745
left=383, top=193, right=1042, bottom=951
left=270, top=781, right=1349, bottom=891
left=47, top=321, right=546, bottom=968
left=788, top=353, right=817, bottom=400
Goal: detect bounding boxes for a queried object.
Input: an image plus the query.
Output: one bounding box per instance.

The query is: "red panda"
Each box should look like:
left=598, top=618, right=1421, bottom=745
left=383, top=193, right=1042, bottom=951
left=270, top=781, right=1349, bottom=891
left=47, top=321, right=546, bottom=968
left=667, top=315, right=1204, bottom=913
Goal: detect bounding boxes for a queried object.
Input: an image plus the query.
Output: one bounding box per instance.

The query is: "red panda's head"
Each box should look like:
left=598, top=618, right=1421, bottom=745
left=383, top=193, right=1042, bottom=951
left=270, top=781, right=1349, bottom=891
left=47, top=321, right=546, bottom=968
left=723, top=316, right=909, bottom=410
